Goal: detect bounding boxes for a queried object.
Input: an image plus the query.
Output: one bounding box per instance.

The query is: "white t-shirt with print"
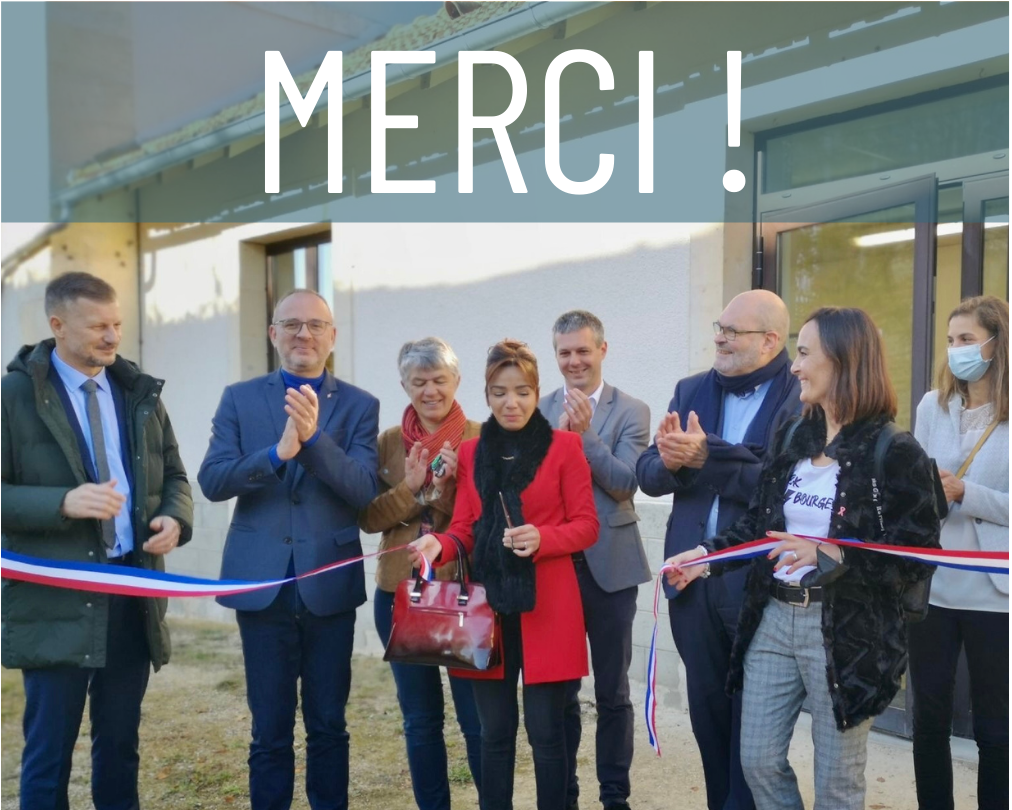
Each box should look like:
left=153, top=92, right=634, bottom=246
left=776, top=458, right=840, bottom=583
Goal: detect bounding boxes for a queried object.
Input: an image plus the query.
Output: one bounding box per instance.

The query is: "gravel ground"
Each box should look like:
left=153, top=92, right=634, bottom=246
left=1, top=618, right=979, bottom=809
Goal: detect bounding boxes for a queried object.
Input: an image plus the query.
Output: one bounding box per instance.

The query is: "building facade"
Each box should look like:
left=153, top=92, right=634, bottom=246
left=2, top=1, right=1008, bottom=735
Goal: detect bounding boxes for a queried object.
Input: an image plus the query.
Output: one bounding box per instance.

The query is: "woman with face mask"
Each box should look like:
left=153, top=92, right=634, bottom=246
left=409, top=339, right=599, bottom=810
left=910, top=295, right=1009, bottom=810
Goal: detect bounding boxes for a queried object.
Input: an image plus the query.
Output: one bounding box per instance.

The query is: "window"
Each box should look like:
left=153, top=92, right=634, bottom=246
left=760, top=78, right=1008, bottom=194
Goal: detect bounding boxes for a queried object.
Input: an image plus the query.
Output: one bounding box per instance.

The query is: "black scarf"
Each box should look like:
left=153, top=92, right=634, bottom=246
left=714, top=347, right=792, bottom=396
left=691, top=348, right=795, bottom=447
left=470, top=409, right=554, bottom=614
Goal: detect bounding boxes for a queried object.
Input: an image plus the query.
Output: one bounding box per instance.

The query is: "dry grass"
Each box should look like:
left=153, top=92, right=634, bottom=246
left=1, top=617, right=978, bottom=809
left=0, top=618, right=496, bottom=809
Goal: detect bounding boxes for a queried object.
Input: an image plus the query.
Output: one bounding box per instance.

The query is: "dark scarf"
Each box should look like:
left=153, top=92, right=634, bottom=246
left=470, top=409, right=554, bottom=614
left=691, top=348, right=795, bottom=447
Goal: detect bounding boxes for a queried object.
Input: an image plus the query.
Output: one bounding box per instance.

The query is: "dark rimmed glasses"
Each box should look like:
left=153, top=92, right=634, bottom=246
left=712, top=322, right=767, bottom=341
left=273, top=318, right=333, bottom=336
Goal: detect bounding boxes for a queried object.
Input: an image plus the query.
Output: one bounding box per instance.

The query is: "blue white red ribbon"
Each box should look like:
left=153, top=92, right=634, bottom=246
left=3, top=536, right=1007, bottom=758
left=417, top=552, right=435, bottom=582
left=0, top=544, right=424, bottom=598
left=644, top=536, right=1009, bottom=756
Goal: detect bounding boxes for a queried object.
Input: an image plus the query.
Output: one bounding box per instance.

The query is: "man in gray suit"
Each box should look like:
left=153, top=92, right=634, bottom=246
left=540, top=310, right=652, bottom=810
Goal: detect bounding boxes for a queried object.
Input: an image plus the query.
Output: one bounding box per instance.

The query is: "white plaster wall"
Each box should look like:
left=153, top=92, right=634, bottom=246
left=1, top=246, right=55, bottom=368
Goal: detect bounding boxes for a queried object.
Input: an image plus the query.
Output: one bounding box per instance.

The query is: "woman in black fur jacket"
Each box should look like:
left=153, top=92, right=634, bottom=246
left=665, top=307, right=941, bottom=810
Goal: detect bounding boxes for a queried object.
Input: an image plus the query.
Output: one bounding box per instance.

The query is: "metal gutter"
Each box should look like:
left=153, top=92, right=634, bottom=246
left=1, top=223, right=66, bottom=279
left=55, top=1, right=604, bottom=214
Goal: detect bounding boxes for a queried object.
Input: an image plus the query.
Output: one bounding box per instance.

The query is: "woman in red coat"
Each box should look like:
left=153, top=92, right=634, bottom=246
left=410, top=339, right=599, bottom=810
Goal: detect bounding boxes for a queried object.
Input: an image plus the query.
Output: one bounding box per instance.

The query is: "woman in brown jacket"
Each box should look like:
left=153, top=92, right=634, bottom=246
left=360, top=337, right=482, bottom=810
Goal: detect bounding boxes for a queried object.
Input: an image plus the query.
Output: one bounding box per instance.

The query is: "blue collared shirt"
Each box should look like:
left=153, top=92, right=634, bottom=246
left=704, top=378, right=774, bottom=539
left=51, top=349, right=134, bottom=556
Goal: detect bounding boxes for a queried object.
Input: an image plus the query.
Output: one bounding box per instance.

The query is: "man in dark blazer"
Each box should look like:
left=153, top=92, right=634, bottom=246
left=198, top=289, right=379, bottom=810
left=636, top=290, right=801, bottom=810
left=540, top=310, right=652, bottom=810
left=2, top=271, right=193, bottom=810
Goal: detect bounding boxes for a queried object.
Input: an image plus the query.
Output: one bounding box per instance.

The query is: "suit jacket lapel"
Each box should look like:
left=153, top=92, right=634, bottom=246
left=265, top=371, right=288, bottom=440
left=316, top=373, right=341, bottom=433
left=591, top=382, right=614, bottom=433
left=545, top=388, right=564, bottom=428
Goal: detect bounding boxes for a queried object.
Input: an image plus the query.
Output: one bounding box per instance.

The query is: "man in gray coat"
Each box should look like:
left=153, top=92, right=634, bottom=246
left=540, top=310, right=652, bottom=810
left=2, top=271, right=193, bottom=810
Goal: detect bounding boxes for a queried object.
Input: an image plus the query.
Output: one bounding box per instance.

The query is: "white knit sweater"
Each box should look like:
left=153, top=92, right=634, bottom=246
left=914, top=392, right=1009, bottom=606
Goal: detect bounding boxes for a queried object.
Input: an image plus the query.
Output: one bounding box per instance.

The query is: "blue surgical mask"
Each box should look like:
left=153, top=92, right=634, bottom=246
left=947, top=335, right=996, bottom=382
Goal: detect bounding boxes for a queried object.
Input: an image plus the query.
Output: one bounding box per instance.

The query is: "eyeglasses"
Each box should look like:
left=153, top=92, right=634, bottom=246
left=713, top=322, right=767, bottom=341
left=273, top=318, right=333, bottom=336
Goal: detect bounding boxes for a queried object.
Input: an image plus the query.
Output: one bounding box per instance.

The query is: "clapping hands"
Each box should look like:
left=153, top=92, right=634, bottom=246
left=655, top=410, right=709, bottom=473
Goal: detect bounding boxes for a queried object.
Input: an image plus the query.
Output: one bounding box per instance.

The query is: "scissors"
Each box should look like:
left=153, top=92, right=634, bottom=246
left=498, top=491, right=514, bottom=529
left=498, top=491, right=516, bottom=549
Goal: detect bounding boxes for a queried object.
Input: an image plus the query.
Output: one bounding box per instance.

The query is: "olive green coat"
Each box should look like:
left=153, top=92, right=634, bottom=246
left=1, top=340, right=193, bottom=671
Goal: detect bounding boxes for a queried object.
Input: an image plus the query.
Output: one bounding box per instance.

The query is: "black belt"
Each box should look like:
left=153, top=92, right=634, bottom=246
left=770, top=580, right=822, bottom=608
left=107, top=552, right=134, bottom=567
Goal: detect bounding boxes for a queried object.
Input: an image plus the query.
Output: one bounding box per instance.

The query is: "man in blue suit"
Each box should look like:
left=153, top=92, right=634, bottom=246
left=636, top=290, right=800, bottom=810
left=198, top=288, right=379, bottom=810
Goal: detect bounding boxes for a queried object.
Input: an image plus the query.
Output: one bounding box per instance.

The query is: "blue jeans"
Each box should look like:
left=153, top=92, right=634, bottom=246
left=20, top=593, right=150, bottom=810
left=374, top=588, right=483, bottom=810
left=236, top=580, right=356, bottom=810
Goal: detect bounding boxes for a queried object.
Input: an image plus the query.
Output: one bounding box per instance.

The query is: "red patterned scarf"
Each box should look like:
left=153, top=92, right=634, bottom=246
left=401, top=400, right=468, bottom=487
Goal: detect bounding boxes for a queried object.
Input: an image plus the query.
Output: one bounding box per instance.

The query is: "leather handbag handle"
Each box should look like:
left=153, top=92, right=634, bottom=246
left=409, top=573, right=426, bottom=603
left=447, top=534, right=471, bottom=607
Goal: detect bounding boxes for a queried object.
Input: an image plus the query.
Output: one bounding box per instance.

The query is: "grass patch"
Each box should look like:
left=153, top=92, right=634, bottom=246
left=0, top=617, right=481, bottom=810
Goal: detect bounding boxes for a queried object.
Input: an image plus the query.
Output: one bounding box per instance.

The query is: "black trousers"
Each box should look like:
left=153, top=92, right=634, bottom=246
left=471, top=613, right=574, bottom=810
left=908, top=604, right=1009, bottom=810
left=668, top=568, right=755, bottom=810
left=564, top=556, right=638, bottom=808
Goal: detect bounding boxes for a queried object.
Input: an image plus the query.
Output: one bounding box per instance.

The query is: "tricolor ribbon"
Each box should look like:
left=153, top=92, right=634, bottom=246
left=644, top=536, right=1009, bottom=756
left=0, top=544, right=421, bottom=598
left=416, top=552, right=435, bottom=583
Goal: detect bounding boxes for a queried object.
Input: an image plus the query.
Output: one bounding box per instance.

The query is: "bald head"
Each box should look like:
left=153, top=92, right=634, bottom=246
left=726, top=290, right=790, bottom=350
left=713, top=290, right=790, bottom=376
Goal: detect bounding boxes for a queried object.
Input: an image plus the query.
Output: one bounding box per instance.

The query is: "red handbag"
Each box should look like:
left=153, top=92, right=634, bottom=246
left=383, top=536, right=501, bottom=671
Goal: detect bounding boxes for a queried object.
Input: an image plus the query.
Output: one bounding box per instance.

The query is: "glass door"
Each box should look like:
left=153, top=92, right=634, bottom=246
left=962, top=173, right=1010, bottom=300
left=761, top=175, right=937, bottom=431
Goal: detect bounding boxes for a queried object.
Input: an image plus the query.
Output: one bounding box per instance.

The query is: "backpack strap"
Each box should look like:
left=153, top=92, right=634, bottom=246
left=778, top=416, right=803, bottom=458
left=869, top=422, right=901, bottom=539
left=873, top=422, right=902, bottom=486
